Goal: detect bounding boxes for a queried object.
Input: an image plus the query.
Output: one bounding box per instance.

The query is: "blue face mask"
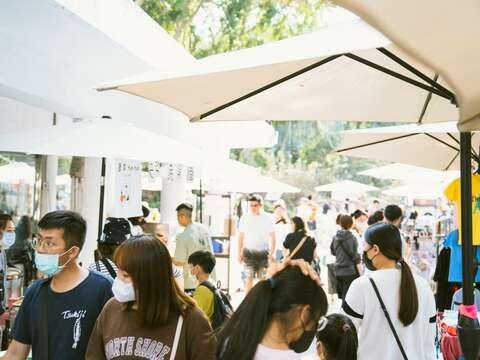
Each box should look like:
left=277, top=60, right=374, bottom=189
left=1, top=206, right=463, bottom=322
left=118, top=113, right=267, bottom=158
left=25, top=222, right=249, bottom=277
left=35, top=248, right=73, bottom=276
left=2, top=232, right=15, bottom=249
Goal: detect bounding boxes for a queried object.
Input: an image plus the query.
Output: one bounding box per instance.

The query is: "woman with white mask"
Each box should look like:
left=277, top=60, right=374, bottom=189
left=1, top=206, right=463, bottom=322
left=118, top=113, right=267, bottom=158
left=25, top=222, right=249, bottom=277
left=0, top=214, right=15, bottom=315
left=86, top=235, right=216, bottom=360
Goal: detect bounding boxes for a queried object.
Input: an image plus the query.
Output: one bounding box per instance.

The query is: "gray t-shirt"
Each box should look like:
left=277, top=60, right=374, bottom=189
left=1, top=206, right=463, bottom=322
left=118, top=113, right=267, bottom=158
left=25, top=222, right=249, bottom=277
left=174, top=223, right=213, bottom=289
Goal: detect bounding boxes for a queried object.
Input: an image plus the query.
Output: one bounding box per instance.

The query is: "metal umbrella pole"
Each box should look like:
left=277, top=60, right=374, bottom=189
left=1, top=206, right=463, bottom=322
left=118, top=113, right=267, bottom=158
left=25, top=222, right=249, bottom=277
left=458, top=132, right=480, bottom=360
left=97, top=157, right=106, bottom=241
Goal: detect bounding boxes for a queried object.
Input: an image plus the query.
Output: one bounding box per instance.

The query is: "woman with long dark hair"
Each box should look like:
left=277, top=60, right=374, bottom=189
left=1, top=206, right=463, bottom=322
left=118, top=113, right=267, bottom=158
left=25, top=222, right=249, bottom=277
left=283, top=216, right=316, bottom=263
left=342, top=223, right=436, bottom=360
left=86, top=235, right=216, bottom=359
left=316, top=314, right=358, bottom=360
left=217, top=266, right=328, bottom=360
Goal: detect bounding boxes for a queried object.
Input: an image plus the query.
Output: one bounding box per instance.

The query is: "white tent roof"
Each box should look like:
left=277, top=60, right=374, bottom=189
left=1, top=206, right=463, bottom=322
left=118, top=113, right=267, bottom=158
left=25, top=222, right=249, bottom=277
left=359, top=164, right=458, bottom=183
left=335, top=122, right=480, bottom=171
left=208, top=175, right=300, bottom=194
left=99, top=19, right=457, bottom=125
left=336, top=0, right=480, bottom=131
left=383, top=183, right=445, bottom=200
left=0, top=119, right=201, bottom=166
left=315, top=180, right=378, bottom=194
left=0, top=1, right=276, bottom=153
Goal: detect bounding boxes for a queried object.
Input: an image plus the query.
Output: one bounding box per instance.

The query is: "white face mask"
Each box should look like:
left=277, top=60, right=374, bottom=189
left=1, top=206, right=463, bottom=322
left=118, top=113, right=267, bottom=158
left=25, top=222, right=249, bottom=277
left=112, top=277, right=136, bottom=302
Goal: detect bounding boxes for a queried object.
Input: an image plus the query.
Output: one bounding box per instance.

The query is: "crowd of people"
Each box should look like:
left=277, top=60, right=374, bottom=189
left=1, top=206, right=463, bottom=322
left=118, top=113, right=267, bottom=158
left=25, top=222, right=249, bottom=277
left=0, top=193, right=456, bottom=359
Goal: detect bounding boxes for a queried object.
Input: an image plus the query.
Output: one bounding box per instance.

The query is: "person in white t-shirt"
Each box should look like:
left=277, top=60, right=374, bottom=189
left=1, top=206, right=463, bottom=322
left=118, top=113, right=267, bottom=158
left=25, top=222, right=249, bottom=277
left=342, top=223, right=436, bottom=360
left=273, top=203, right=290, bottom=262
left=238, top=194, right=276, bottom=293
left=216, top=266, right=328, bottom=360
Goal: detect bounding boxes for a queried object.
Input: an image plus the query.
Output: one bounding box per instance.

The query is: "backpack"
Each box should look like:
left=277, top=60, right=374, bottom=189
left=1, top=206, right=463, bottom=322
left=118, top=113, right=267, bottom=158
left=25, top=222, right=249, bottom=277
left=200, top=281, right=233, bottom=330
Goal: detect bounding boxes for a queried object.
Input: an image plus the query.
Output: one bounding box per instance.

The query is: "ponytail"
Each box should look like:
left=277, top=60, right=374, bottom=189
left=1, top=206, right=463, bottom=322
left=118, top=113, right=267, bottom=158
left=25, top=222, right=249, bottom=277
left=217, top=280, right=274, bottom=360
left=317, top=314, right=357, bottom=360
left=364, top=223, right=419, bottom=326
left=398, top=259, right=419, bottom=326
left=337, top=324, right=358, bottom=360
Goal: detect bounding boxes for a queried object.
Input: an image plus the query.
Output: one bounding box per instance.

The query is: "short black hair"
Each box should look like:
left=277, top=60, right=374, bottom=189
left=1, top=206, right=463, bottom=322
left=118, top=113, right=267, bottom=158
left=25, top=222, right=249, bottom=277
left=384, top=205, right=403, bottom=222
left=38, top=211, right=87, bottom=250
left=368, top=210, right=385, bottom=226
left=351, top=209, right=367, bottom=219
left=188, top=250, right=216, bottom=274
left=142, top=205, right=150, bottom=218
left=248, top=194, right=263, bottom=204
left=175, top=203, right=194, bottom=212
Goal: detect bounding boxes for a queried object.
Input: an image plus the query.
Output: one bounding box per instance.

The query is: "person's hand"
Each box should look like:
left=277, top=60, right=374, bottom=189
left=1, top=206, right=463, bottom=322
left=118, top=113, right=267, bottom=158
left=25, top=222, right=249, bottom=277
left=0, top=311, right=9, bottom=321
left=271, top=258, right=322, bottom=286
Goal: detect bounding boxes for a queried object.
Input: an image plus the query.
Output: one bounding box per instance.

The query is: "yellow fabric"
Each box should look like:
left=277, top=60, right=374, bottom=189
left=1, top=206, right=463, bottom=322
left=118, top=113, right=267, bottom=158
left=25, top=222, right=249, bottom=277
left=444, top=175, right=480, bottom=245
left=193, top=285, right=215, bottom=322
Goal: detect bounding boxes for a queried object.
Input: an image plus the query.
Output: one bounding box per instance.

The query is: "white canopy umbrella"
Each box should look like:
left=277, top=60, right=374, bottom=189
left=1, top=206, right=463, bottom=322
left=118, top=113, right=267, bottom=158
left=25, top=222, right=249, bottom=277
left=383, top=183, right=446, bottom=200
left=208, top=174, right=300, bottom=194
left=315, top=180, right=378, bottom=194
left=359, top=163, right=458, bottom=183
left=0, top=119, right=201, bottom=166
left=333, top=2, right=480, bottom=354
left=0, top=162, right=35, bottom=184
left=335, top=122, right=480, bottom=171
left=195, top=158, right=299, bottom=194
left=336, top=0, right=480, bottom=131
left=98, top=19, right=457, bottom=124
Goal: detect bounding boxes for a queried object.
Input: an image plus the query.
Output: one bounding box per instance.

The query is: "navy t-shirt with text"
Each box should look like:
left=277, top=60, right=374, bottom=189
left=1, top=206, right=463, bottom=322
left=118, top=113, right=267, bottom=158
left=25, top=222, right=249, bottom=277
left=12, top=271, right=113, bottom=360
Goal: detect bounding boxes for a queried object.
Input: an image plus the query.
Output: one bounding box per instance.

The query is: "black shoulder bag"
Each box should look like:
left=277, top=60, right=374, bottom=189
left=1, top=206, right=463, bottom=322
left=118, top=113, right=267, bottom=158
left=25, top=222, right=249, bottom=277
left=369, top=277, right=409, bottom=360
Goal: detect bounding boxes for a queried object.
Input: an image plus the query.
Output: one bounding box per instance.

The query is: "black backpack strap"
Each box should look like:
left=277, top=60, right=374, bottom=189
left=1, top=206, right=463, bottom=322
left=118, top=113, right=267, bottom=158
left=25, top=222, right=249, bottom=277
left=39, top=278, right=52, bottom=360
left=199, top=281, right=216, bottom=293
left=369, top=278, right=408, bottom=360
left=95, top=260, right=101, bottom=272
left=100, top=258, right=117, bottom=279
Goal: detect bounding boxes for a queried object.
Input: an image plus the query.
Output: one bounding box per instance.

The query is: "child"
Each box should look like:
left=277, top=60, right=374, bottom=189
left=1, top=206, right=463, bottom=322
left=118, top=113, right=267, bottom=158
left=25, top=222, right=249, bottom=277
left=188, top=250, right=233, bottom=329
left=188, top=250, right=216, bottom=321
left=316, top=314, right=358, bottom=360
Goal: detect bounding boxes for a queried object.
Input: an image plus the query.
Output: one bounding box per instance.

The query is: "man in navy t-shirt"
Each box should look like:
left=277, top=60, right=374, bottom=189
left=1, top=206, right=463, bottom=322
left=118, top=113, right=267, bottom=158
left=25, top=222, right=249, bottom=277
left=1, top=211, right=112, bottom=360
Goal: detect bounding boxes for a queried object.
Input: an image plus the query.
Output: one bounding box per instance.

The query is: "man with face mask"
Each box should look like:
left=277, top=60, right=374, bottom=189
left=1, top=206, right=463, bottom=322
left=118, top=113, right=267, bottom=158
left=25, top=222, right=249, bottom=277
left=173, top=203, right=215, bottom=292
left=2, top=211, right=113, bottom=360
left=0, top=214, right=16, bottom=317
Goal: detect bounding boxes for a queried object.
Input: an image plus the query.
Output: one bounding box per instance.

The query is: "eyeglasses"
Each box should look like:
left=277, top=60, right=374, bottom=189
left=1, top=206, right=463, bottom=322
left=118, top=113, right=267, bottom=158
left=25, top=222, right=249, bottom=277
left=35, top=237, right=59, bottom=250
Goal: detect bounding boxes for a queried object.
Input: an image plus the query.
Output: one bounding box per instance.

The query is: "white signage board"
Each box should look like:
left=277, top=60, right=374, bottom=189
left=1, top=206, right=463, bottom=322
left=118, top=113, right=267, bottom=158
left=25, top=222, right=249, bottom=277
left=113, top=159, right=142, bottom=218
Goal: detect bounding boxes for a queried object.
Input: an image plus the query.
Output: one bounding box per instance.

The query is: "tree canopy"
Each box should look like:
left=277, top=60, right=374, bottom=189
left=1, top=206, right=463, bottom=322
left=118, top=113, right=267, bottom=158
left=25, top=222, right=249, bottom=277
left=141, top=0, right=385, bottom=198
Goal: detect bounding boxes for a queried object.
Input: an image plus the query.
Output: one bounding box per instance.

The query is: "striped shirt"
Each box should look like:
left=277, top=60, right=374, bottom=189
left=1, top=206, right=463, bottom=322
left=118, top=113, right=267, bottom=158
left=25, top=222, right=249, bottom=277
left=88, top=258, right=119, bottom=278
